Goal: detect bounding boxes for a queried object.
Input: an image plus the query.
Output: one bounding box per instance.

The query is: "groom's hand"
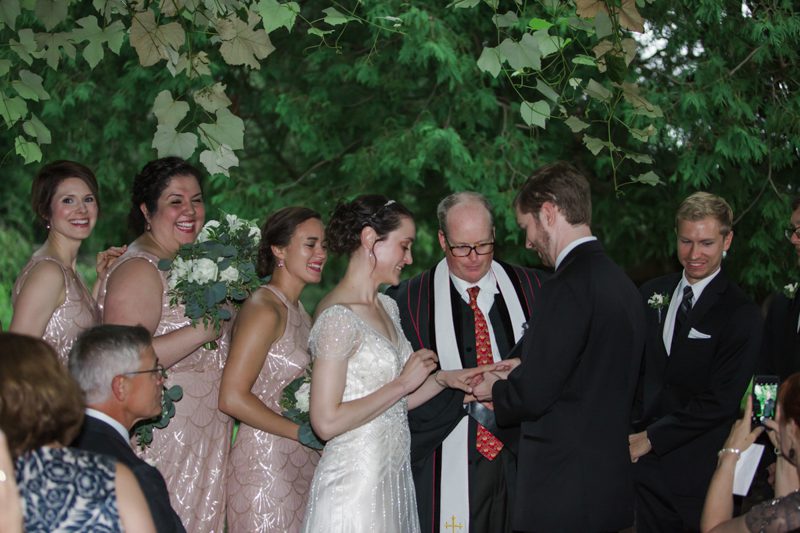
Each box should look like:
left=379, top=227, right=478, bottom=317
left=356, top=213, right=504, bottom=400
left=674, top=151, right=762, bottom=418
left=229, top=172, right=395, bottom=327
left=472, top=371, right=501, bottom=402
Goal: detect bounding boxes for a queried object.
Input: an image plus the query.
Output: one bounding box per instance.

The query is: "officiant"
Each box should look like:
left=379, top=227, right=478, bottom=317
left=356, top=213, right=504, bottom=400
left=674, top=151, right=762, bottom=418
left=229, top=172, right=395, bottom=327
left=387, top=192, right=547, bottom=533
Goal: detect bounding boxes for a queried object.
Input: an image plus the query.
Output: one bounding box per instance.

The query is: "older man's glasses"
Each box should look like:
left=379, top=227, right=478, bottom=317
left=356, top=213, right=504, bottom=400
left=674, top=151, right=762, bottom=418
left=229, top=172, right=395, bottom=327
left=446, top=240, right=495, bottom=257
left=120, top=363, right=167, bottom=380
left=784, top=225, right=800, bottom=241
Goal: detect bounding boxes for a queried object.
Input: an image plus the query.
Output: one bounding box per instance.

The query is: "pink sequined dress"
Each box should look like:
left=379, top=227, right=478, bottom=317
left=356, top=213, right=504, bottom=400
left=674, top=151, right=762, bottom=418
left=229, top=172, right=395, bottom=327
left=226, top=285, right=320, bottom=533
left=12, top=255, right=98, bottom=365
left=96, top=248, right=232, bottom=533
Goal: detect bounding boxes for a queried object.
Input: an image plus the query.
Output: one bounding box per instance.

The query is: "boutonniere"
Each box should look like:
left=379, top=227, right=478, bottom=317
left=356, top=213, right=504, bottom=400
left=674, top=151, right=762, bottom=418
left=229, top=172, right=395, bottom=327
left=784, top=282, right=798, bottom=299
left=648, top=292, right=670, bottom=322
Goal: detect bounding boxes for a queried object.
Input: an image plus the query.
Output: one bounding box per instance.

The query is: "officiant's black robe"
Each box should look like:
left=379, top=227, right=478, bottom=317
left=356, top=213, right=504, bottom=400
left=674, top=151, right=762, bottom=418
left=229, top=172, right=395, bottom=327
left=386, top=260, right=546, bottom=533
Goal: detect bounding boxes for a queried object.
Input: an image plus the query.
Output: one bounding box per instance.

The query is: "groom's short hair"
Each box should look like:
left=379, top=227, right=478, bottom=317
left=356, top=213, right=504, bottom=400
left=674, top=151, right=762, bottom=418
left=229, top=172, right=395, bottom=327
left=514, top=161, right=591, bottom=226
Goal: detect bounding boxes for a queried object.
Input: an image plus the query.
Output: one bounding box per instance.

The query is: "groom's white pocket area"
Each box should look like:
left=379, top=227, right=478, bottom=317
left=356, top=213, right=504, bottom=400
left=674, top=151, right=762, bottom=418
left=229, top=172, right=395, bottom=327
left=688, top=328, right=712, bottom=339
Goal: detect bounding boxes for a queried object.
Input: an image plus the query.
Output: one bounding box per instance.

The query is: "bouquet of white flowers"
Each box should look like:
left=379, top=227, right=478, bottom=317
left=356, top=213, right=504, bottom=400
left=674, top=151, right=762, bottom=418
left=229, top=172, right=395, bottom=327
left=279, top=370, right=324, bottom=450
left=159, top=214, right=262, bottom=345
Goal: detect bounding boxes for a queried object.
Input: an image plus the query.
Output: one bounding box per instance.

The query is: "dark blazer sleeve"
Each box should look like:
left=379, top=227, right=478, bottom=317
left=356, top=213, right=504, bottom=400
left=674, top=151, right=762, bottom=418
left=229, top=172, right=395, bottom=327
left=493, top=275, right=590, bottom=425
left=645, top=284, right=763, bottom=456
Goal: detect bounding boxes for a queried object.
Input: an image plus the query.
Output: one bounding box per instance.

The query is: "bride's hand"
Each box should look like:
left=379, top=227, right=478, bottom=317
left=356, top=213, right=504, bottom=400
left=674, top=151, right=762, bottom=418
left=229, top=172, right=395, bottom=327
left=435, top=367, right=487, bottom=394
left=399, top=349, right=438, bottom=393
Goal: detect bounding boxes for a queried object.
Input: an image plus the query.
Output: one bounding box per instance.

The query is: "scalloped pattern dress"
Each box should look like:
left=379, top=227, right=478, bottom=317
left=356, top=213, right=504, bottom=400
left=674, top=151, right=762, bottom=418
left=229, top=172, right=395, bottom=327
left=226, top=285, right=320, bottom=533
left=97, top=248, right=232, bottom=533
left=12, top=255, right=99, bottom=365
left=301, top=294, right=420, bottom=533
left=16, top=446, right=121, bottom=532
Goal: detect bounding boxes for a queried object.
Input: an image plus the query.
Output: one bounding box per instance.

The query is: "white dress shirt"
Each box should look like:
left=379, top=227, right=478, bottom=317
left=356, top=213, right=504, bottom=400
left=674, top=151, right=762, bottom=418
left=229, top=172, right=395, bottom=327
left=662, top=268, right=721, bottom=355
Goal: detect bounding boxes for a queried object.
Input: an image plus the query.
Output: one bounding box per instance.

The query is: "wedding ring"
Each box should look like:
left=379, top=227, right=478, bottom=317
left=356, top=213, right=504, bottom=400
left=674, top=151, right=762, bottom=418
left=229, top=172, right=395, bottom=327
left=0, top=469, right=6, bottom=482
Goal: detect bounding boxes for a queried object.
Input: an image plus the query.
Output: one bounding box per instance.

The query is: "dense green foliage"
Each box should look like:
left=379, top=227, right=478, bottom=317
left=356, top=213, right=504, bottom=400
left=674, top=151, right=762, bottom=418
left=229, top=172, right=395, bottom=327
left=1, top=0, right=798, bottom=328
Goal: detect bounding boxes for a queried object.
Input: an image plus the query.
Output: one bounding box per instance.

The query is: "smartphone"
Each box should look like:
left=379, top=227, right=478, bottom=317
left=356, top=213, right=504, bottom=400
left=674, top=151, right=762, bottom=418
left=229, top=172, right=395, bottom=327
left=751, top=374, right=779, bottom=426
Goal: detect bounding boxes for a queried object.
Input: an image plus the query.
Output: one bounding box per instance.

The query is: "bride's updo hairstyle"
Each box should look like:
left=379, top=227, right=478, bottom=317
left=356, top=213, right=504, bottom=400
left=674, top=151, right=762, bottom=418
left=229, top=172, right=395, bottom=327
left=128, top=156, right=204, bottom=235
left=326, top=194, right=413, bottom=256
left=257, top=206, right=322, bottom=277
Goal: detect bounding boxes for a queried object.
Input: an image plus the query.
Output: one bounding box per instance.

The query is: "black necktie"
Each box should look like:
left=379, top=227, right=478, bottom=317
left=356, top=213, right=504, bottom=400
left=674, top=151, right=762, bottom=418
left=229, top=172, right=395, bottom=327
left=673, top=285, right=694, bottom=345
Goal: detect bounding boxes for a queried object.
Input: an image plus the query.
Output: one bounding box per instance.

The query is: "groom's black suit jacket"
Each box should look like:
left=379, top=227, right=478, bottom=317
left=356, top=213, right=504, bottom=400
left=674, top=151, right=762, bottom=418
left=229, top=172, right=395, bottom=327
left=761, top=291, right=800, bottom=382
left=72, top=415, right=186, bottom=533
left=387, top=260, right=546, bottom=533
left=492, top=240, right=645, bottom=533
left=633, top=270, right=762, bottom=527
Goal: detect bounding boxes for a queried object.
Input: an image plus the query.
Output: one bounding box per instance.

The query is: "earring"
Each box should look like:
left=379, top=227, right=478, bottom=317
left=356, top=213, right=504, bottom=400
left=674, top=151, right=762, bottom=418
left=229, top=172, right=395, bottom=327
left=46, top=222, right=50, bottom=230
left=146, top=222, right=152, bottom=232
left=277, top=259, right=285, bottom=268
left=722, top=250, right=727, bottom=259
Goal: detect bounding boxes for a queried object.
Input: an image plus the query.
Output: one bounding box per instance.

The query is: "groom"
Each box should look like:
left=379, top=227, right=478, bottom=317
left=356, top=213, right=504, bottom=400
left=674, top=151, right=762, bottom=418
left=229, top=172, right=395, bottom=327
left=473, top=162, right=645, bottom=532
left=387, top=192, right=546, bottom=533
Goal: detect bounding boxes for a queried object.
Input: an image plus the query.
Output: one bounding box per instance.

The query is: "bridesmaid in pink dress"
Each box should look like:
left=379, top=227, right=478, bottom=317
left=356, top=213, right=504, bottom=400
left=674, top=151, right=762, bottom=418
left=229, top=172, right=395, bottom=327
left=97, top=157, right=230, bottom=533
left=10, top=161, right=124, bottom=364
left=220, top=207, right=327, bottom=533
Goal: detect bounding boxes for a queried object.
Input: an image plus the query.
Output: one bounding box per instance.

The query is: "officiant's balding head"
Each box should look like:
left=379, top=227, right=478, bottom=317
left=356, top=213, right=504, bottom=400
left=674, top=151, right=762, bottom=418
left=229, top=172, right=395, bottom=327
left=437, top=192, right=495, bottom=284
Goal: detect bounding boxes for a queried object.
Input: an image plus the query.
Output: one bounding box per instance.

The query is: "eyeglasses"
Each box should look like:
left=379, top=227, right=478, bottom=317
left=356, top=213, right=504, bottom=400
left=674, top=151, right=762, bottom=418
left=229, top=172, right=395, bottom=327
left=785, top=226, right=800, bottom=241
left=445, top=240, right=495, bottom=257
left=120, top=363, right=167, bottom=380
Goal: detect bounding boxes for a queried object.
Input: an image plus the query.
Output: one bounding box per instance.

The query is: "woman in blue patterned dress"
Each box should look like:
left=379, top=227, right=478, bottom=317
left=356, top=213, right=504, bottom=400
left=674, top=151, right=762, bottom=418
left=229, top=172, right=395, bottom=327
left=0, top=332, right=154, bottom=532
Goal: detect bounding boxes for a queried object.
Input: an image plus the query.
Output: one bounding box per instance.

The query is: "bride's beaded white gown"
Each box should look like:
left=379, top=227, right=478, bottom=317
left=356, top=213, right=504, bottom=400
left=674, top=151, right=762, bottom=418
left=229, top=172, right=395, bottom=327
left=301, top=294, right=421, bottom=533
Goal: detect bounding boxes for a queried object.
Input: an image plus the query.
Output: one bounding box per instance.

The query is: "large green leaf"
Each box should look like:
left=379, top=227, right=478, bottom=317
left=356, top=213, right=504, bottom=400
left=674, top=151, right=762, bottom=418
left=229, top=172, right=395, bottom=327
left=198, top=108, right=245, bottom=151
left=14, top=136, right=42, bottom=164
left=0, top=0, right=20, bottom=30
left=520, top=100, right=549, bottom=128
left=152, top=125, right=198, bottom=159
left=0, top=93, right=27, bottom=127
left=194, top=83, right=232, bottom=114
left=152, top=90, right=189, bottom=128
left=35, top=0, right=68, bottom=31
left=477, top=47, right=501, bottom=78
left=12, top=70, right=49, bottom=101
left=256, top=0, right=299, bottom=33
left=129, top=9, right=185, bottom=67
left=216, top=11, right=275, bottom=69
left=22, top=114, right=51, bottom=144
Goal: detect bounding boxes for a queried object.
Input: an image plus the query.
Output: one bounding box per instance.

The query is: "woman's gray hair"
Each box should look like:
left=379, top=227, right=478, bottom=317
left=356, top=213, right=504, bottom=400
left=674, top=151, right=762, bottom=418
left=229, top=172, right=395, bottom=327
left=68, top=325, right=152, bottom=404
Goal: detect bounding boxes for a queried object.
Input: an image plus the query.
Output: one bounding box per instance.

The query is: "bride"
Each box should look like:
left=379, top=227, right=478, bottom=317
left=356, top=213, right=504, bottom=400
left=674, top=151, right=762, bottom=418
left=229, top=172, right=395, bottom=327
left=302, top=195, right=491, bottom=532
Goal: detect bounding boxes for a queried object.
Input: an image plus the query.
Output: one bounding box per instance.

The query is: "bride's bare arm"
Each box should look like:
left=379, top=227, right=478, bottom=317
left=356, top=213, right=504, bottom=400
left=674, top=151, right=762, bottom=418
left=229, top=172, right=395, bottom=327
left=102, top=258, right=218, bottom=367
left=310, top=348, right=437, bottom=441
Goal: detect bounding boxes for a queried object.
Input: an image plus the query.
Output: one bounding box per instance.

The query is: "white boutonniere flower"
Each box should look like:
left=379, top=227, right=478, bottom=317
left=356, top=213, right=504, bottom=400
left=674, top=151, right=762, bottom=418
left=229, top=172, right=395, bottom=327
left=784, top=282, right=798, bottom=299
left=648, top=292, right=670, bottom=323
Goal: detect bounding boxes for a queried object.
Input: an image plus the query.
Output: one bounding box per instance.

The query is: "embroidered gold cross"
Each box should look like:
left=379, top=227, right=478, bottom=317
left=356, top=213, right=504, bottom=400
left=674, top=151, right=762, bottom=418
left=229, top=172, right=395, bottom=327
left=444, top=515, right=464, bottom=532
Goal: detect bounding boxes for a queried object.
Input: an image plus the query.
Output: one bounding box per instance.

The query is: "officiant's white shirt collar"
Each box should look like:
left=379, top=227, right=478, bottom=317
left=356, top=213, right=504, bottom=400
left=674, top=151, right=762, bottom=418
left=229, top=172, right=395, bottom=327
left=555, top=236, right=597, bottom=270
left=85, top=408, right=131, bottom=447
left=450, top=269, right=498, bottom=310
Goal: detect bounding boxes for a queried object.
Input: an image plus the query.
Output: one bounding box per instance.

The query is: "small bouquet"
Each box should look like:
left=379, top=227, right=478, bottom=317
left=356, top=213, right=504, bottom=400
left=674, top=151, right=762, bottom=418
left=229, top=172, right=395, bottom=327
left=279, top=370, right=324, bottom=450
left=133, top=383, right=183, bottom=450
left=159, top=213, right=262, bottom=347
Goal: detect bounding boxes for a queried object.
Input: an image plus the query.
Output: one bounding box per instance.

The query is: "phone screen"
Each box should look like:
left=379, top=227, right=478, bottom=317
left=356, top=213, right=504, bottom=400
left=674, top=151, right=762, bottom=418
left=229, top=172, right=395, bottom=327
left=752, top=375, right=779, bottom=426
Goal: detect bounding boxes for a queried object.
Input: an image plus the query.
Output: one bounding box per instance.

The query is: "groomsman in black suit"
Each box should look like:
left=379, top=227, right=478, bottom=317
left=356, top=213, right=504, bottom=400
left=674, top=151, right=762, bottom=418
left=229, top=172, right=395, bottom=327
left=69, top=325, right=185, bottom=533
left=473, top=162, right=645, bottom=533
left=387, top=192, right=546, bottom=533
left=630, top=192, right=762, bottom=532
left=761, top=196, right=800, bottom=382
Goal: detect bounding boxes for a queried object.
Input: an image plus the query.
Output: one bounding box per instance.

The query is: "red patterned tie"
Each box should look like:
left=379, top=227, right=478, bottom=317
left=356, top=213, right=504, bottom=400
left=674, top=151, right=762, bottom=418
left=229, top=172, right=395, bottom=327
left=467, top=286, right=504, bottom=461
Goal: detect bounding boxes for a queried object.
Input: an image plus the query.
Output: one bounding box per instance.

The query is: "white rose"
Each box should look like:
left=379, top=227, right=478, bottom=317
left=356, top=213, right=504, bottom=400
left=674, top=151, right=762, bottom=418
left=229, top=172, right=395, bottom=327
left=168, top=257, right=189, bottom=289
left=188, top=258, right=219, bottom=284
left=225, top=214, right=244, bottom=232
left=248, top=224, right=261, bottom=243
left=219, top=265, right=240, bottom=283
left=294, top=382, right=311, bottom=412
left=197, top=220, right=220, bottom=243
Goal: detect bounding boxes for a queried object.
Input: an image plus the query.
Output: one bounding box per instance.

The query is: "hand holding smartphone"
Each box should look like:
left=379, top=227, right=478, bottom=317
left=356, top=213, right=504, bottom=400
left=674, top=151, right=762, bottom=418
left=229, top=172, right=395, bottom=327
left=751, top=374, right=779, bottom=427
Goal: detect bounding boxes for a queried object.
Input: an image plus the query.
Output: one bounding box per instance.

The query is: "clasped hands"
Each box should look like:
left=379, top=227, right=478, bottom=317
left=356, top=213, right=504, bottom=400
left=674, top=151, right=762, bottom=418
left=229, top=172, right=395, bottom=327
left=460, top=358, right=521, bottom=409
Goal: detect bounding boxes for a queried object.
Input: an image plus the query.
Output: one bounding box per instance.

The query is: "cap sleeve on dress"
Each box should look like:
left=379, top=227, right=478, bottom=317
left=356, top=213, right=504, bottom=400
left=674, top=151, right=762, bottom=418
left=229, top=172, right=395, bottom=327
left=309, top=305, right=364, bottom=361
